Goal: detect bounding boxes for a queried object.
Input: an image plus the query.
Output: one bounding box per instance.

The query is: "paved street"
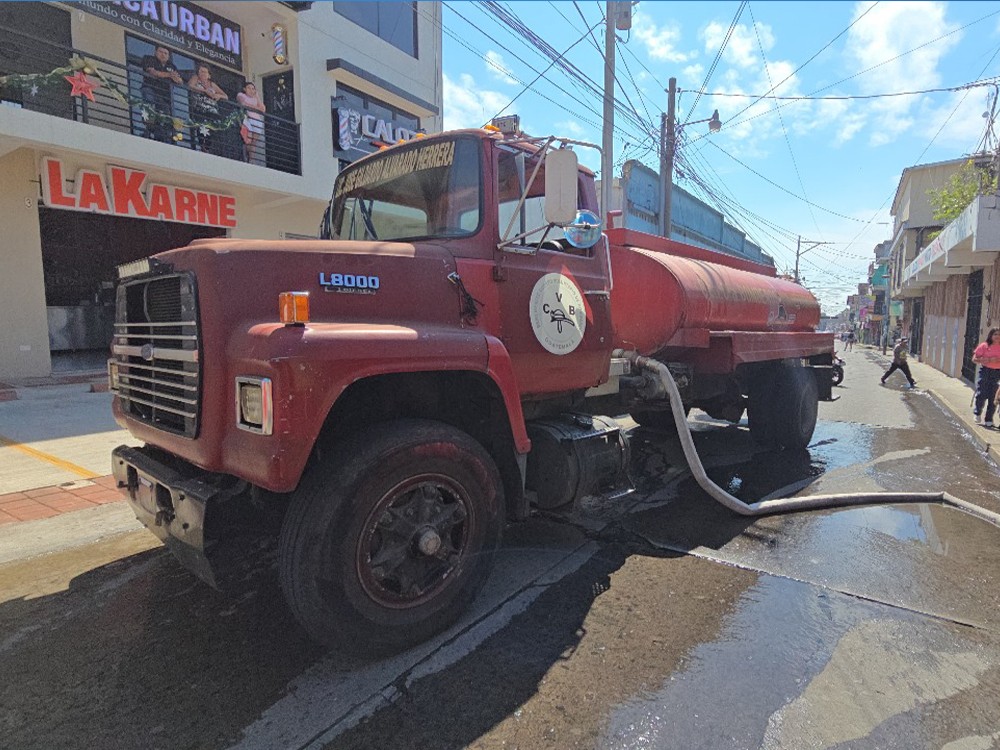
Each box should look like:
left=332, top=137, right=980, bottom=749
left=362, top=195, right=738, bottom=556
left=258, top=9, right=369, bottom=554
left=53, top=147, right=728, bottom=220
left=2, top=347, right=1000, bottom=749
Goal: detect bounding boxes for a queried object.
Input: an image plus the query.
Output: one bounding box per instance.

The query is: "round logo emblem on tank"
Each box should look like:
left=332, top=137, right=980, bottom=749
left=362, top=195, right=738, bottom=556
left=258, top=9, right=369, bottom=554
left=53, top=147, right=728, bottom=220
left=529, top=273, right=587, bottom=355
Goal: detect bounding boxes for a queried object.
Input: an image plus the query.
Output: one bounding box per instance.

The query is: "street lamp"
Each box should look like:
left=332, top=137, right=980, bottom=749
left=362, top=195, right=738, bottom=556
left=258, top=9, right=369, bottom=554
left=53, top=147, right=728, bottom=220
left=687, top=110, right=722, bottom=133
left=659, top=77, right=722, bottom=237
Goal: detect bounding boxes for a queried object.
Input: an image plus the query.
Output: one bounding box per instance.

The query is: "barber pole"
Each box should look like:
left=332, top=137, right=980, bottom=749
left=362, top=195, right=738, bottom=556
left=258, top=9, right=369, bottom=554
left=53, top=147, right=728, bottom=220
left=272, top=23, right=287, bottom=65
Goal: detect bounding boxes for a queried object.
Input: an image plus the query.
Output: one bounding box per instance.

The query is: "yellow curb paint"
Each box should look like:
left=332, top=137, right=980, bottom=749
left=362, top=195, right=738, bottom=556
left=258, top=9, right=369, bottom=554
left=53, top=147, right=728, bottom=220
left=0, top=434, right=100, bottom=480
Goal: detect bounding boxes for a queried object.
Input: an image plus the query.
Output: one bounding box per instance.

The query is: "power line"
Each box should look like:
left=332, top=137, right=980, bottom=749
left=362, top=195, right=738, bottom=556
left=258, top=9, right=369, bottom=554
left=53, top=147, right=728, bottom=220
left=747, top=2, right=822, bottom=241
left=703, top=139, right=870, bottom=222
left=724, top=1, right=879, bottom=124
left=685, top=1, right=747, bottom=122
left=692, top=79, right=1000, bottom=102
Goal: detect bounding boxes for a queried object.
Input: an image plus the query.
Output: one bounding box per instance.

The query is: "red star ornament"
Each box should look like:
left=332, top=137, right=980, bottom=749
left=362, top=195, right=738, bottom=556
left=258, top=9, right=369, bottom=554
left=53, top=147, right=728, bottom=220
left=64, top=71, right=99, bottom=102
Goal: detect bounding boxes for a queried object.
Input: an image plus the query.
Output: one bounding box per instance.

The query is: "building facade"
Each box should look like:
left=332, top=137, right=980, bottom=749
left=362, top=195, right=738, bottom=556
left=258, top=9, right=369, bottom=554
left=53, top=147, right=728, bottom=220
left=890, top=158, right=1000, bottom=380
left=0, top=1, right=442, bottom=379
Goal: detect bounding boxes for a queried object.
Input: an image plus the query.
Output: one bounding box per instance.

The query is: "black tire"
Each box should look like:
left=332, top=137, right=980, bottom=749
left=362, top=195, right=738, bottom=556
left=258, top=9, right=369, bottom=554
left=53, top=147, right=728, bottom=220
left=779, top=366, right=819, bottom=448
left=748, top=365, right=818, bottom=449
left=831, top=364, right=844, bottom=386
left=279, top=419, right=504, bottom=655
left=630, top=405, right=689, bottom=431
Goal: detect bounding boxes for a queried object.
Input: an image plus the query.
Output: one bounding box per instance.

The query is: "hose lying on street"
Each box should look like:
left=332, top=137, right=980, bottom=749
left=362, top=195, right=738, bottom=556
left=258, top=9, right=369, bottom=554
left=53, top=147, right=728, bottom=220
left=626, top=353, right=1000, bottom=530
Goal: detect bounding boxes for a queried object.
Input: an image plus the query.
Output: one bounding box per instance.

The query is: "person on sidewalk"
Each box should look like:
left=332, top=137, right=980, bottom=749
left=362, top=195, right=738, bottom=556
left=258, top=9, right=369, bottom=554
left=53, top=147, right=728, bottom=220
left=972, top=327, right=1000, bottom=427
left=880, top=337, right=916, bottom=388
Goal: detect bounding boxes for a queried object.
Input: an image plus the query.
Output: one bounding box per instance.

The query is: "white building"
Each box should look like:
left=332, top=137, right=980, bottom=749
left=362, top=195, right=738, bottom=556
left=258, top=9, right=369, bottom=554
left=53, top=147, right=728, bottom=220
left=0, top=1, right=442, bottom=379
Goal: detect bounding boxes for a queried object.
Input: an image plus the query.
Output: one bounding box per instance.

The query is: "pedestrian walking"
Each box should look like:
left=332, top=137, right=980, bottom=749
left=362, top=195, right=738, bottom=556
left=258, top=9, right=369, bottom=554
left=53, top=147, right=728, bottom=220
left=846, top=330, right=856, bottom=352
left=972, top=328, right=1000, bottom=427
left=880, top=337, right=916, bottom=388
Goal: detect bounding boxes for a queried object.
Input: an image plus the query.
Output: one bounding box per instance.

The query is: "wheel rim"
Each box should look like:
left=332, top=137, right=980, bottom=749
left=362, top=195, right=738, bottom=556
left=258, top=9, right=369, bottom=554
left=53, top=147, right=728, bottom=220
left=356, top=474, right=473, bottom=609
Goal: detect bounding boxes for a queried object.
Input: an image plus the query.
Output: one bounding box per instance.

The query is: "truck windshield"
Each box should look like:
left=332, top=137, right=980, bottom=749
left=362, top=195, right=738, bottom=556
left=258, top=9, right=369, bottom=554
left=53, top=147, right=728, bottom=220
left=328, top=137, right=482, bottom=242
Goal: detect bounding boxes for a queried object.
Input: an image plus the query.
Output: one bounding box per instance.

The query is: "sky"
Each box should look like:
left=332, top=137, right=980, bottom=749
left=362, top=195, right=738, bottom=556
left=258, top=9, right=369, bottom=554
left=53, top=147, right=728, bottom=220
left=436, top=1, right=1000, bottom=315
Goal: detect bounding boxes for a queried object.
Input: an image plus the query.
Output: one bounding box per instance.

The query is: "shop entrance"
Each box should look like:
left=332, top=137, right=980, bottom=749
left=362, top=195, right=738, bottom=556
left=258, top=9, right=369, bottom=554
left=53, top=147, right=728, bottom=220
left=39, top=209, right=224, bottom=369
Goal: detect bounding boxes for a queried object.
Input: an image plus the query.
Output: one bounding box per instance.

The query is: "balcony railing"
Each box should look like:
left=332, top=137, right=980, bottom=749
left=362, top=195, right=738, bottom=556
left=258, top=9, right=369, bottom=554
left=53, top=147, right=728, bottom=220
left=0, top=25, right=301, bottom=176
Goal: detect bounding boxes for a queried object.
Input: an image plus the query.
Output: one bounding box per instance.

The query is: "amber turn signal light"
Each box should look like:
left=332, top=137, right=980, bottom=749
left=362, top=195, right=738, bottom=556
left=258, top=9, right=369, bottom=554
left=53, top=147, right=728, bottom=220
left=279, top=291, right=309, bottom=325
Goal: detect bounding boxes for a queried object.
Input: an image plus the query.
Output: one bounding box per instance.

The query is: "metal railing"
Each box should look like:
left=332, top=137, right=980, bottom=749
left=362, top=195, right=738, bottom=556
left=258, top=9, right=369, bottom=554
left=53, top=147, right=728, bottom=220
left=0, top=25, right=301, bottom=175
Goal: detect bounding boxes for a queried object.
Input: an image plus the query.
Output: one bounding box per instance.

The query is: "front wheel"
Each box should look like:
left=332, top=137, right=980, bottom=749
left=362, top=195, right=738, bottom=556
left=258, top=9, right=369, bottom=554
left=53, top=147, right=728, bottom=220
left=279, top=419, right=504, bottom=655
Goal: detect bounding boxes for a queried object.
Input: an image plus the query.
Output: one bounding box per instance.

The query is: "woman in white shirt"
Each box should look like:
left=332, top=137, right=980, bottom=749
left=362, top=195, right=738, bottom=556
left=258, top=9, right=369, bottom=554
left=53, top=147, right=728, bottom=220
left=237, top=82, right=266, bottom=162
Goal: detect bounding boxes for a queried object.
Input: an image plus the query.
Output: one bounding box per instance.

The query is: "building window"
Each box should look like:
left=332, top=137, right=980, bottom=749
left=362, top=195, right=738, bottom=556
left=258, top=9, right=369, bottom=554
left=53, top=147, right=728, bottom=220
left=332, top=2, right=417, bottom=57
left=333, top=84, right=420, bottom=162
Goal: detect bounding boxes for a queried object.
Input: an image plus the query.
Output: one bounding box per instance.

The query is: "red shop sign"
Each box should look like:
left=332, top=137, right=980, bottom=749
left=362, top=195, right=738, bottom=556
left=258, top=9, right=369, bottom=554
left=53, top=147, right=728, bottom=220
left=40, top=157, right=236, bottom=228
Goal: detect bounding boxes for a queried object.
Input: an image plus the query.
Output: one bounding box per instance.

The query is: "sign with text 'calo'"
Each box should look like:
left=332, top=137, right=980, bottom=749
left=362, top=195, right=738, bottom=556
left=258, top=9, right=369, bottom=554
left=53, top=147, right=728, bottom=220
left=72, top=1, right=243, bottom=70
left=335, top=108, right=420, bottom=155
left=40, top=157, right=237, bottom=229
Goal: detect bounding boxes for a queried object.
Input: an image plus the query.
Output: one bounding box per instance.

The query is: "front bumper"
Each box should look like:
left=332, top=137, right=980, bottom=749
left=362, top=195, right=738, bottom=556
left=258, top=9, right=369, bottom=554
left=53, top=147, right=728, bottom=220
left=112, top=444, right=224, bottom=587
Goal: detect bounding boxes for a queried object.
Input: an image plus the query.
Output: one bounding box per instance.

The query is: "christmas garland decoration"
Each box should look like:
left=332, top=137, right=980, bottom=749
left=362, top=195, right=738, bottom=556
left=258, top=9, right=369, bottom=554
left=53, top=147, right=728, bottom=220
left=0, top=55, right=247, bottom=142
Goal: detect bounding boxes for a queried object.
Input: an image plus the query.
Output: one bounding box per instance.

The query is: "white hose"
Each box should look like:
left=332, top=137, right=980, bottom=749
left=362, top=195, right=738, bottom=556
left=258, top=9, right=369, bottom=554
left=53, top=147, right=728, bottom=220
left=627, top=353, right=1000, bottom=529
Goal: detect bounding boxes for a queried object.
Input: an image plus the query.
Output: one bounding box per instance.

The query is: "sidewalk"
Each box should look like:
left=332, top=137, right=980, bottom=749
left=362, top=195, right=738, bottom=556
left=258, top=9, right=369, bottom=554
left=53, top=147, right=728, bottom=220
left=0, top=368, right=139, bottom=526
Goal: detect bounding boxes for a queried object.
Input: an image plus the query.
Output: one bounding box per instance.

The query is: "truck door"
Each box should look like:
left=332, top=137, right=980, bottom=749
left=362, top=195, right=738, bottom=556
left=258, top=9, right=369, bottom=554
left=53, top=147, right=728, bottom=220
left=492, top=147, right=613, bottom=397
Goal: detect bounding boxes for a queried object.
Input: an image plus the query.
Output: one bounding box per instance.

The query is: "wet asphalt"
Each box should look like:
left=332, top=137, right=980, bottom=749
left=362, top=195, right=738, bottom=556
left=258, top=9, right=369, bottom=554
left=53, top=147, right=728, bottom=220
left=2, top=347, right=1000, bottom=750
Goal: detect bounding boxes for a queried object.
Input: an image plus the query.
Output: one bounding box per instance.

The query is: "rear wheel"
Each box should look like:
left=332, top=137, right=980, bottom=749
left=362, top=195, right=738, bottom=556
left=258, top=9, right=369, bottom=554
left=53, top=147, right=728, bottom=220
left=831, top=364, right=844, bottom=386
left=748, top=365, right=818, bottom=449
left=279, top=419, right=504, bottom=655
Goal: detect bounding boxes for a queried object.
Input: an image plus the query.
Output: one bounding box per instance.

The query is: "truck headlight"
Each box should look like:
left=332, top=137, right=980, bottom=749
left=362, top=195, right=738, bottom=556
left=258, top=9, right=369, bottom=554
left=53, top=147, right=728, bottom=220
left=236, top=377, right=273, bottom=435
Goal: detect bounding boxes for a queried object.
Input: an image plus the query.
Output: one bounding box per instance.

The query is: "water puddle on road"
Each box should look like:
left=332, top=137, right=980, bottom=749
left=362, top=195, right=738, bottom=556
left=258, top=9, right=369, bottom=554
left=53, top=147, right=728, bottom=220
left=625, top=413, right=1000, bottom=632
left=600, top=575, right=999, bottom=750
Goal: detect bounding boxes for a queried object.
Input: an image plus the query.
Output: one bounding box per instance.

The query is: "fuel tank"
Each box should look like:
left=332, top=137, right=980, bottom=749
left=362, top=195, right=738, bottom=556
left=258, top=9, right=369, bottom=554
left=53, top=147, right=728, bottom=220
left=608, top=236, right=821, bottom=356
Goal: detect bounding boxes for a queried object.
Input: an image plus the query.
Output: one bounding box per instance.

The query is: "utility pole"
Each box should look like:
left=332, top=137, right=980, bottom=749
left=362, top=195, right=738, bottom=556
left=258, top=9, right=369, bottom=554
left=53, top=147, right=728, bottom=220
left=794, top=235, right=832, bottom=284
left=659, top=76, right=677, bottom=238
left=600, top=1, right=616, bottom=227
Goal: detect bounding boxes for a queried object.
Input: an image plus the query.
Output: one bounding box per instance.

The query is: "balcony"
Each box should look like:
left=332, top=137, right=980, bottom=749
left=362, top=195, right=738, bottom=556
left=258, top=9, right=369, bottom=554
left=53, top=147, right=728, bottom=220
left=898, top=194, right=1000, bottom=297
left=0, top=25, right=300, bottom=176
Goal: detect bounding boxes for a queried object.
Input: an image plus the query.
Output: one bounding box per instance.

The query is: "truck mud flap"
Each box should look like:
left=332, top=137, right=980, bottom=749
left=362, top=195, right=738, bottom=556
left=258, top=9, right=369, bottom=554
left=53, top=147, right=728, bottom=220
left=811, top=365, right=838, bottom=402
left=112, top=444, right=227, bottom=588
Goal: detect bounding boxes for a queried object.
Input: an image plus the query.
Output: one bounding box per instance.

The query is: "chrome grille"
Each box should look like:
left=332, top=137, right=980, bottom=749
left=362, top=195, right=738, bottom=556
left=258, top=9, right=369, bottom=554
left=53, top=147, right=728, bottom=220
left=112, top=273, right=201, bottom=437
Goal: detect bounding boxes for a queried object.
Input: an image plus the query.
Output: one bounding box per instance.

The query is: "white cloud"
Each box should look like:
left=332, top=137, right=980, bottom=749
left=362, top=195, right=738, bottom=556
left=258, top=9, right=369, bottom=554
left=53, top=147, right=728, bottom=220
left=632, top=11, right=690, bottom=62
left=916, top=89, right=993, bottom=151
left=844, top=1, right=961, bottom=145
left=484, top=50, right=517, bottom=85
left=701, top=21, right=774, bottom=69
left=683, top=63, right=704, bottom=82
left=555, top=120, right=585, bottom=136
left=443, top=72, right=511, bottom=131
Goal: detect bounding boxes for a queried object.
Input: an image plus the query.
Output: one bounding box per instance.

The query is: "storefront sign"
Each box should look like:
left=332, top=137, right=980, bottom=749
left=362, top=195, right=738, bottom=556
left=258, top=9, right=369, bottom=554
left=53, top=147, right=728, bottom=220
left=335, top=108, right=419, bottom=153
left=72, top=1, right=243, bottom=70
left=40, top=157, right=236, bottom=228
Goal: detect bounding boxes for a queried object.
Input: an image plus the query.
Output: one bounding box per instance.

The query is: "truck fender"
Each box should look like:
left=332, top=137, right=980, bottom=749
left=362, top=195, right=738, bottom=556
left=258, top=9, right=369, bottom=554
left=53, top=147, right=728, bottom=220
left=485, top=335, right=531, bottom=454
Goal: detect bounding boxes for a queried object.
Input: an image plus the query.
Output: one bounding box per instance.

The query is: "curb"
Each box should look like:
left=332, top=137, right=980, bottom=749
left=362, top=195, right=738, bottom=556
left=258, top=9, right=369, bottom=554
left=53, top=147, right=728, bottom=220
left=923, top=385, right=996, bottom=460
left=0, top=371, right=108, bottom=402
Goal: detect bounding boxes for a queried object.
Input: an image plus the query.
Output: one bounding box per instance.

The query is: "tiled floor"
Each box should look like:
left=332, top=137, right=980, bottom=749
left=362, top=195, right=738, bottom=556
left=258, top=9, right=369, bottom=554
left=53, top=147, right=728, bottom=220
left=0, top=475, right=122, bottom=525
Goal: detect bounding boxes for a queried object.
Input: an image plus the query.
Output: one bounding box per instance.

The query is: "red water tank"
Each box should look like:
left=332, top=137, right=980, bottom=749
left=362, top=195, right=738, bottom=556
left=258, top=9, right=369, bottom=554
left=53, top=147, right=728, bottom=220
left=609, top=243, right=821, bottom=356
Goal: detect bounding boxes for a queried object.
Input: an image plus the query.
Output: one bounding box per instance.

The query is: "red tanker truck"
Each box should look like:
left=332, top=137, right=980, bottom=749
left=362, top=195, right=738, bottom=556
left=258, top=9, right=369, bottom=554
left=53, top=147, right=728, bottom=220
left=109, top=124, right=835, bottom=654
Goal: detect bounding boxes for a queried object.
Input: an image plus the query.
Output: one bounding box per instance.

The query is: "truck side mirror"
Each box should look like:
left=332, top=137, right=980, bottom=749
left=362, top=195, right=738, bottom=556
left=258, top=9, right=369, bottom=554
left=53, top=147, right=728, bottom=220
left=544, top=149, right=579, bottom=225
